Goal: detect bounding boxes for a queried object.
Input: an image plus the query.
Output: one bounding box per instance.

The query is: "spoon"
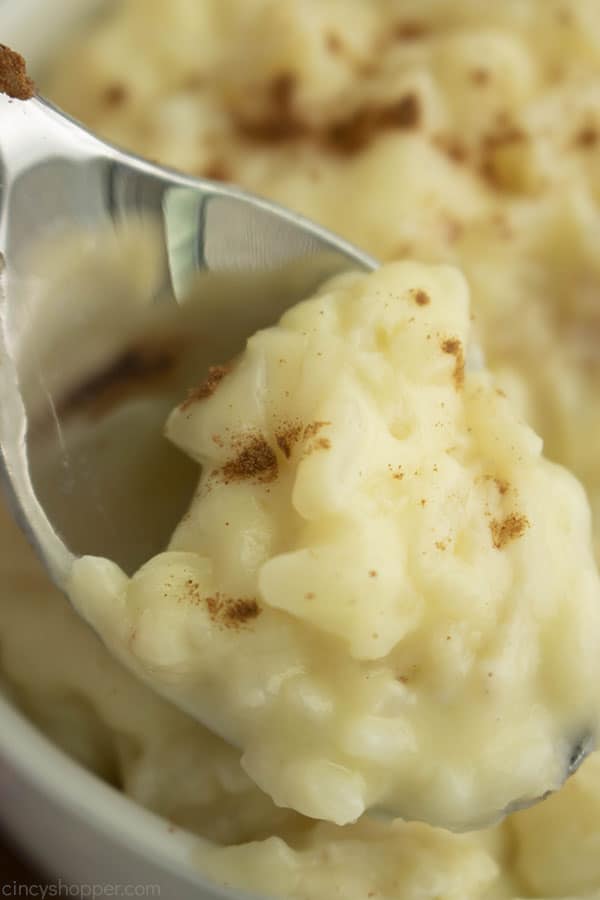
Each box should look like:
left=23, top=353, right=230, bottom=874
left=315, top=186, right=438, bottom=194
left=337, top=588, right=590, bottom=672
left=0, top=92, right=375, bottom=588
left=0, top=93, right=591, bottom=824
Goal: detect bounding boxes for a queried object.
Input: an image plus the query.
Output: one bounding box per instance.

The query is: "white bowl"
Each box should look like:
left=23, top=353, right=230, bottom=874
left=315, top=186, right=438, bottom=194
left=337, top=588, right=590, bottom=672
left=0, top=3, right=251, bottom=896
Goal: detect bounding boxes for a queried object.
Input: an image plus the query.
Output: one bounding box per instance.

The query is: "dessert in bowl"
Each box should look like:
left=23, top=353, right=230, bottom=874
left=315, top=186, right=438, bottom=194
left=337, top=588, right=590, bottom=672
left=2, top=2, right=600, bottom=898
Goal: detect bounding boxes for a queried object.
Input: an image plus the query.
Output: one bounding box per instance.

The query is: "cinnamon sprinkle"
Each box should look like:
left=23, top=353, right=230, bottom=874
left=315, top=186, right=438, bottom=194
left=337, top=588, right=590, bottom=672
left=495, top=478, right=510, bottom=496
left=303, top=421, right=331, bottom=439
left=192, top=587, right=262, bottom=629
left=236, top=75, right=421, bottom=157
left=470, top=68, right=490, bottom=86
left=441, top=337, right=465, bottom=389
left=201, top=160, right=232, bottom=182
left=220, top=434, right=278, bottom=484
left=270, top=72, right=296, bottom=111
left=180, top=365, right=231, bottom=411
left=103, top=83, right=127, bottom=108
left=302, top=421, right=332, bottom=457
left=275, top=421, right=304, bottom=458
left=484, top=474, right=510, bottom=495
left=0, top=44, right=35, bottom=100
left=574, top=126, right=599, bottom=149
left=326, top=32, right=344, bottom=54
left=394, top=22, right=428, bottom=40
left=274, top=419, right=331, bottom=459
left=223, top=597, right=262, bottom=627
left=411, top=288, right=430, bottom=306
left=490, top=513, right=530, bottom=549
left=479, top=126, right=527, bottom=187
left=326, top=94, right=421, bottom=154
left=433, top=135, right=469, bottom=164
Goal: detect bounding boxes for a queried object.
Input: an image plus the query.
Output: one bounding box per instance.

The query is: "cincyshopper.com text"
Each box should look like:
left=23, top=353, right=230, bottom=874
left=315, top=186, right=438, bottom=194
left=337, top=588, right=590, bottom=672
left=1, top=882, right=161, bottom=898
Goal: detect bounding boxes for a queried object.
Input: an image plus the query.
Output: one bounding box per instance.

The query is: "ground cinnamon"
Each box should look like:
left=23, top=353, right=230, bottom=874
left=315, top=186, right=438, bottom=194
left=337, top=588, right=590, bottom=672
left=180, top=365, right=231, bottom=410
left=220, top=434, right=278, bottom=484
left=0, top=44, right=35, bottom=100
left=441, top=337, right=465, bottom=389
left=490, top=513, right=529, bottom=549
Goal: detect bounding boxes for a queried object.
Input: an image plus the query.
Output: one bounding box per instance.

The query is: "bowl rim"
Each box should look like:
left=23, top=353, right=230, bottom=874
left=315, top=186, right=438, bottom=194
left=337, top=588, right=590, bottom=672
left=0, top=689, right=244, bottom=895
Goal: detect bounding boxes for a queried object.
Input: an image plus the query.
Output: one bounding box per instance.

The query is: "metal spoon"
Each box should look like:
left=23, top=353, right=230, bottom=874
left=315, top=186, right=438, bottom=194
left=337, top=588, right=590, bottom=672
left=0, top=94, right=590, bottom=825
left=0, top=93, right=375, bottom=588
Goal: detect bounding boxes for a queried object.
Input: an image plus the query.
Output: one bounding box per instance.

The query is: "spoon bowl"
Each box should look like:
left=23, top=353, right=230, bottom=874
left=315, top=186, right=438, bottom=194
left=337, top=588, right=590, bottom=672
left=0, top=93, right=375, bottom=588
